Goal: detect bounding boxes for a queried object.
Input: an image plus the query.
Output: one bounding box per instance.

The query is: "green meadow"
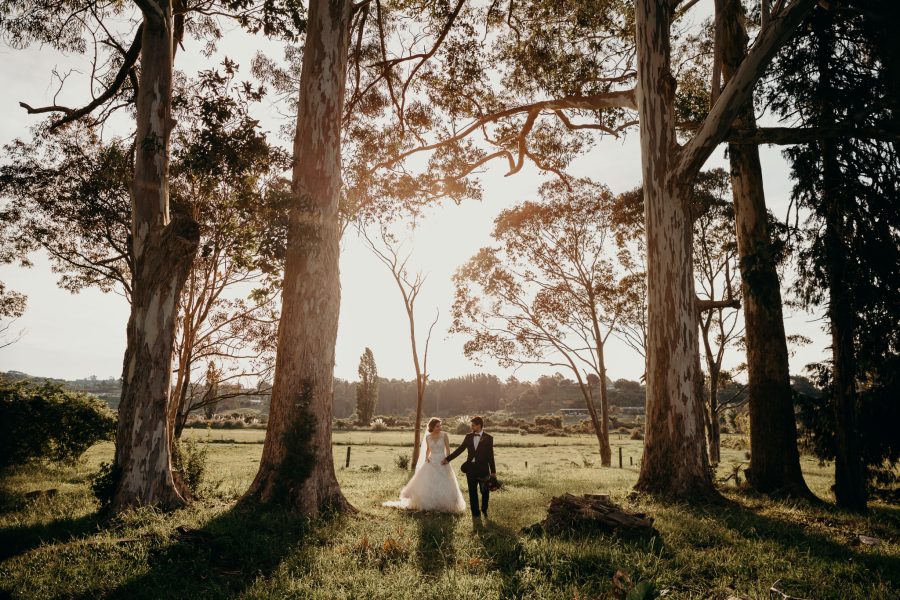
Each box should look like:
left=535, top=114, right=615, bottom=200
left=1, top=430, right=897, bottom=599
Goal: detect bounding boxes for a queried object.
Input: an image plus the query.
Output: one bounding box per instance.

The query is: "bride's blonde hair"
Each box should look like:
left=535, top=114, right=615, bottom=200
left=427, top=417, right=442, bottom=432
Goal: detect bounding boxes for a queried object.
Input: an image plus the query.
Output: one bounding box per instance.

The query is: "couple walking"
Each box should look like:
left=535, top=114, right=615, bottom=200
left=384, top=416, right=496, bottom=518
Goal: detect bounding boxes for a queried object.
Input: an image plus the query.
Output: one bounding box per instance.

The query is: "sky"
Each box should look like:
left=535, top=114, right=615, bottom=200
left=0, top=3, right=830, bottom=384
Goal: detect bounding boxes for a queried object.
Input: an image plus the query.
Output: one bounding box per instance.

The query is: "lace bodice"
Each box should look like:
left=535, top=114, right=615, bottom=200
left=425, top=433, right=447, bottom=461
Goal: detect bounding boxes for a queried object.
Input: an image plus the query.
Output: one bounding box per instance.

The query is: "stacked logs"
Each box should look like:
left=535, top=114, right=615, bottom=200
left=523, top=493, right=658, bottom=539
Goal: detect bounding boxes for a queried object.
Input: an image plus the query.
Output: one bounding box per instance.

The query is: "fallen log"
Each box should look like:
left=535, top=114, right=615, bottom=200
left=522, top=493, right=658, bottom=539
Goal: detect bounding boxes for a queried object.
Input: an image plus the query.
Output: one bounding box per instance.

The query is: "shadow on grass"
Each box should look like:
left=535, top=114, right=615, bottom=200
left=0, top=512, right=105, bottom=562
left=678, top=493, right=900, bottom=588
left=0, top=478, right=105, bottom=562
left=473, top=519, right=527, bottom=598
left=101, top=502, right=320, bottom=600
left=410, top=512, right=457, bottom=575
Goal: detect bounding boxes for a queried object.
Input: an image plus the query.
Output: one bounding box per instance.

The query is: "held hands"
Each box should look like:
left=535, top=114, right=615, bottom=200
left=440, top=458, right=448, bottom=465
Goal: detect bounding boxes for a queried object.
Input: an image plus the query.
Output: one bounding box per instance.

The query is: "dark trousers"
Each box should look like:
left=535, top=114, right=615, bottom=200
left=465, top=471, right=489, bottom=516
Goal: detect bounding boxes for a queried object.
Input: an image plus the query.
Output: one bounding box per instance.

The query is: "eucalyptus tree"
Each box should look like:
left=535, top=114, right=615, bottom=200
left=242, top=0, right=356, bottom=515
left=452, top=178, right=637, bottom=466
left=3, top=0, right=303, bottom=511
left=708, top=0, right=815, bottom=499
left=0, top=61, right=290, bottom=510
left=691, top=170, right=743, bottom=465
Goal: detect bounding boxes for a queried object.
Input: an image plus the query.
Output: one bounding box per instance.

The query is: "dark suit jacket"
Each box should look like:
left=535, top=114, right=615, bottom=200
left=446, top=432, right=495, bottom=477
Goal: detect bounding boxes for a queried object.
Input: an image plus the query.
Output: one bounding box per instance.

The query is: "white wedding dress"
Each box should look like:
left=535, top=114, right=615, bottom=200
left=383, top=432, right=466, bottom=513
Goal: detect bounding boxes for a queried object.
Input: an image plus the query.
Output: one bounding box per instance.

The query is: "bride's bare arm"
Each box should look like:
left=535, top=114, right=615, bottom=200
left=425, top=443, right=431, bottom=463
left=443, top=432, right=450, bottom=457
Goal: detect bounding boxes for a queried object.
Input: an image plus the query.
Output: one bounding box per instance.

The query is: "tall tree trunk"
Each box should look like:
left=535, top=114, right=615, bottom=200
left=818, top=15, right=865, bottom=508
left=633, top=0, right=714, bottom=498
left=173, top=363, right=191, bottom=440
left=170, top=331, right=192, bottom=441
left=707, top=369, right=721, bottom=464
left=579, top=381, right=609, bottom=466
left=699, top=318, right=721, bottom=464
left=409, top=307, right=425, bottom=468
left=824, top=155, right=866, bottom=510
left=112, top=0, right=200, bottom=513
left=243, top=0, right=354, bottom=515
left=597, top=348, right=612, bottom=467
left=717, top=0, right=813, bottom=498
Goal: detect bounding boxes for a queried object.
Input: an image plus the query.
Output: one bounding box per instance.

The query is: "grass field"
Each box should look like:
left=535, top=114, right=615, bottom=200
left=1, top=430, right=897, bottom=599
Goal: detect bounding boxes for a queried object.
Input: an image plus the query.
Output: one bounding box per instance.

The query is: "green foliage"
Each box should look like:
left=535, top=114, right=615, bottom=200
left=796, top=362, right=900, bottom=492
left=172, top=439, right=209, bottom=496
left=89, top=461, right=119, bottom=511
left=393, top=453, right=410, bottom=470
left=355, top=347, right=378, bottom=425
left=0, top=377, right=115, bottom=468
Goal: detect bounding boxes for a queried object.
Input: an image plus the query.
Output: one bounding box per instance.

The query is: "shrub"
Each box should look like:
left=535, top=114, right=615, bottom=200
left=394, top=453, right=411, bottom=470
left=370, top=418, right=388, bottom=432
left=545, top=430, right=568, bottom=437
left=630, top=428, right=644, bottom=440
left=0, top=377, right=116, bottom=468
left=90, top=461, right=120, bottom=510
left=172, top=438, right=208, bottom=496
left=455, top=421, right=470, bottom=435
left=534, top=415, right=562, bottom=429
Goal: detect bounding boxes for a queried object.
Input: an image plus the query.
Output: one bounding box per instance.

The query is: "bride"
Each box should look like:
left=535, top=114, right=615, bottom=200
left=383, top=418, right=466, bottom=513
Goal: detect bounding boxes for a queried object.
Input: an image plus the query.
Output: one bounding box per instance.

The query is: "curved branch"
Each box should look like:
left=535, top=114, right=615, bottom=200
left=20, top=23, right=143, bottom=130
left=371, top=89, right=637, bottom=172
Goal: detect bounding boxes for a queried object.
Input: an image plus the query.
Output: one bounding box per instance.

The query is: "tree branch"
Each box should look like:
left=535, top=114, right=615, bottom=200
left=726, top=125, right=900, bottom=145
left=676, top=0, right=817, bottom=180
left=19, top=23, right=143, bottom=130
left=696, top=297, right=740, bottom=312
left=371, top=90, right=637, bottom=172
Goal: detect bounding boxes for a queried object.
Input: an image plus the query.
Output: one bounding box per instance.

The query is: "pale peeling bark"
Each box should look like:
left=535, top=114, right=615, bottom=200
left=243, top=0, right=354, bottom=515
left=633, top=0, right=713, bottom=497
left=718, top=0, right=813, bottom=498
left=113, top=1, right=199, bottom=513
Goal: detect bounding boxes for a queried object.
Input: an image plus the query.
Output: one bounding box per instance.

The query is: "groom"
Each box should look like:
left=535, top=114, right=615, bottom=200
left=442, top=416, right=496, bottom=518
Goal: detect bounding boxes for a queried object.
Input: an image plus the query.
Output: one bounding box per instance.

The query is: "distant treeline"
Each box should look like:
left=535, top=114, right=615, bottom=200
left=11, top=370, right=825, bottom=421
left=332, top=373, right=655, bottom=420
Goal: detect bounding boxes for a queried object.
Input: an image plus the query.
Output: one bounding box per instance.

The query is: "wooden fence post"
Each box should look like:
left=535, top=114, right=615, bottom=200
left=345, top=446, right=351, bottom=468
left=618, top=447, right=623, bottom=468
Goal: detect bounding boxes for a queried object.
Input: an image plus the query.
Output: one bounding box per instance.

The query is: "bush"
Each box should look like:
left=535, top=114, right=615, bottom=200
left=394, top=453, right=411, bottom=470
left=370, top=418, right=388, bottom=432
left=630, top=428, right=644, bottom=440
left=90, top=461, right=120, bottom=510
left=455, top=421, right=470, bottom=435
left=173, top=438, right=208, bottom=496
left=0, top=377, right=116, bottom=468
left=534, top=415, right=562, bottom=429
